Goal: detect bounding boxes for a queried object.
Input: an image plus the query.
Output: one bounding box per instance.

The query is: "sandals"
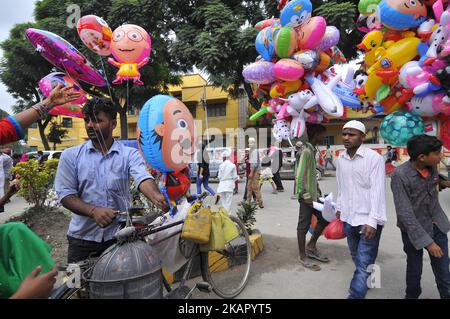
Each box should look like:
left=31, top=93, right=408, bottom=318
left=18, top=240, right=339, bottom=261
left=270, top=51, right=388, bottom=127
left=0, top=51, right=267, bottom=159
left=306, top=249, right=330, bottom=263
left=298, top=257, right=321, bottom=271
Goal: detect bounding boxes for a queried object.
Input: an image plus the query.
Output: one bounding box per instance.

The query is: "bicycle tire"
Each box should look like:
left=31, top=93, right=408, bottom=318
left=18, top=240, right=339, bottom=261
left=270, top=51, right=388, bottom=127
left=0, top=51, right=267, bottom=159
left=200, top=216, right=251, bottom=299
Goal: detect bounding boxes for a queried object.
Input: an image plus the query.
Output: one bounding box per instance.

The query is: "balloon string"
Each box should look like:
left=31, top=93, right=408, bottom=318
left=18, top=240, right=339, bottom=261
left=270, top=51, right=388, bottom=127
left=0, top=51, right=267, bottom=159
left=99, top=57, right=115, bottom=104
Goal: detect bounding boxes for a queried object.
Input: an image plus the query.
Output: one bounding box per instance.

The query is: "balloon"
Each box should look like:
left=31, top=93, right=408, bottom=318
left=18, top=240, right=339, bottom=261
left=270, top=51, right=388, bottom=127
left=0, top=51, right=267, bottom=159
left=407, top=94, right=441, bottom=117
left=269, top=80, right=302, bottom=98
left=357, top=30, right=384, bottom=66
left=163, top=169, right=192, bottom=203
left=39, top=72, right=87, bottom=118
left=243, top=61, right=276, bottom=84
left=273, top=58, right=304, bottom=81
left=425, top=11, right=450, bottom=59
left=318, top=26, right=340, bottom=51
left=77, top=15, right=112, bottom=56
left=296, top=16, right=327, bottom=50
left=275, top=27, right=297, bottom=58
left=398, top=61, right=420, bottom=88
left=377, top=0, right=427, bottom=31
left=380, top=111, right=424, bottom=146
left=314, top=52, right=331, bottom=72
left=332, top=80, right=362, bottom=109
left=109, top=24, right=151, bottom=85
left=441, top=118, right=450, bottom=150
left=367, top=37, right=420, bottom=75
left=272, top=119, right=291, bottom=140
left=280, top=0, right=313, bottom=28
left=358, top=0, right=382, bottom=14
left=255, top=27, right=278, bottom=61
left=255, top=18, right=281, bottom=30
left=305, top=74, right=344, bottom=117
left=25, top=28, right=107, bottom=87
left=138, top=95, right=195, bottom=173
left=292, top=50, right=320, bottom=72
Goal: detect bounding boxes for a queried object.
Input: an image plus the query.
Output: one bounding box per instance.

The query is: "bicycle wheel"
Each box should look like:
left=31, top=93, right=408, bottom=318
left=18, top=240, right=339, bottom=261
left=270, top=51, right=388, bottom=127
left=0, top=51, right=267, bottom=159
left=200, top=216, right=251, bottom=299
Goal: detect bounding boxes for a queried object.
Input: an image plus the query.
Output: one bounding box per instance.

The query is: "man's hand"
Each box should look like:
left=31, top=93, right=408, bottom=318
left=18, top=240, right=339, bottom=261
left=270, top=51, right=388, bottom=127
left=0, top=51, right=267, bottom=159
left=139, top=179, right=170, bottom=212
left=10, top=266, right=58, bottom=299
left=7, top=180, right=20, bottom=197
left=42, top=84, right=81, bottom=109
left=303, top=197, right=313, bottom=206
left=336, top=211, right=341, bottom=220
left=361, top=224, right=376, bottom=240
left=426, top=242, right=444, bottom=258
left=149, top=192, right=170, bottom=212
left=91, top=207, right=116, bottom=228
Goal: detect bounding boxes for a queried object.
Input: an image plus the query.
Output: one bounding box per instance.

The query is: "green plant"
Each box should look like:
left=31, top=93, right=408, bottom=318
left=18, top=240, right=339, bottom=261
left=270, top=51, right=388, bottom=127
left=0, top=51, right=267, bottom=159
left=236, top=201, right=258, bottom=234
left=11, top=159, right=59, bottom=210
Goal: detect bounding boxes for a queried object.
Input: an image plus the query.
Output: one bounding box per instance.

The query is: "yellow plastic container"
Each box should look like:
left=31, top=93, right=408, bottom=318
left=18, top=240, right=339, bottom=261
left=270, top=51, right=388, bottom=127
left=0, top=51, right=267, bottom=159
left=181, top=204, right=212, bottom=244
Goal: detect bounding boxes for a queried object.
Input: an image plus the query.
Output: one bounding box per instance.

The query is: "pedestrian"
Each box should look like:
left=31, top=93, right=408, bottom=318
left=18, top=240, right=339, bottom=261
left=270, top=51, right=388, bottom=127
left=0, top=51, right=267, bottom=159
left=217, top=149, right=239, bottom=213
left=196, top=139, right=216, bottom=196
left=36, top=150, right=45, bottom=165
left=324, top=144, right=336, bottom=171
left=391, top=135, right=450, bottom=299
left=385, top=145, right=395, bottom=163
left=260, top=149, right=278, bottom=194
left=296, top=124, right=329, bottom=271
left=291, top=141, right=304, bottom=200
left=243, top=149, right=256, bottom=202
left=0, top=83, right=80, bottom=299
left=270, top=143, right=285, bottom=192
left=247, top=137, right=264, bottom=208
left=55, top=97, right=169, bottom=264
left=230, top=148, right=239, bottom=195
left=336, top=120, right=386, bottom=299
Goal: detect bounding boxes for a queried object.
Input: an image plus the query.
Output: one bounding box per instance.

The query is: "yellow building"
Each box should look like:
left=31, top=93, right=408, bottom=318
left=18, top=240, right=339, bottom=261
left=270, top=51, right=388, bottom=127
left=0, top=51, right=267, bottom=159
left=26, top=74, right=244, bottom=150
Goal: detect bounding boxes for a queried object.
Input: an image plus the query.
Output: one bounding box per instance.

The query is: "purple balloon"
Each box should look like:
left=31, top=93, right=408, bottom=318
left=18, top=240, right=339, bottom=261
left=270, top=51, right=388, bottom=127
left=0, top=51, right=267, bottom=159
left=318, top=26, right=340, bottom=51
left=26, top=28, right=106, bottom=87
left=243, top=61, right=276, bottom=84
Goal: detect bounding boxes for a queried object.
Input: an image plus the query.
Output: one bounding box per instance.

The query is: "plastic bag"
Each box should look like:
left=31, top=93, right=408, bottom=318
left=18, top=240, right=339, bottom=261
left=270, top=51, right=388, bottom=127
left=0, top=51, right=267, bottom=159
left=181, top=202, right=211, bottom=244
left=200, top=211, right=226, bottom=252
left=218, top=207, right=239, bottom=243
left=323, top=219, right=346, bottom=240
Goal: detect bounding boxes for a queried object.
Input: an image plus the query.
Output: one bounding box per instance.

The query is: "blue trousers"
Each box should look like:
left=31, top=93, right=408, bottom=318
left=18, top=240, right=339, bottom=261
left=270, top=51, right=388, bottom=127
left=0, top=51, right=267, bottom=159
left=344, top=222, right=383, bottom=299
left=196, top=175, right=215, bottom=196
left=401, top=225, right=450, bottom=299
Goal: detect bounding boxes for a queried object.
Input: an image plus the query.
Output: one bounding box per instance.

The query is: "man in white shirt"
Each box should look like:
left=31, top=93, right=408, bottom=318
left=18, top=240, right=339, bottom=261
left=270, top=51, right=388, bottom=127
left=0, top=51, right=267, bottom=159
left=336, top=120, right=386, bottom=299
left=217, top=150, right=239, bottom=213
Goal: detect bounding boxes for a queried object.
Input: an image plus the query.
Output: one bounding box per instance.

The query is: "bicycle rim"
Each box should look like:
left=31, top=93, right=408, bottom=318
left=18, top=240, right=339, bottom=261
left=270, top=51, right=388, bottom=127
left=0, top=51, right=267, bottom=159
left=201, top=216, right=251, bottom=299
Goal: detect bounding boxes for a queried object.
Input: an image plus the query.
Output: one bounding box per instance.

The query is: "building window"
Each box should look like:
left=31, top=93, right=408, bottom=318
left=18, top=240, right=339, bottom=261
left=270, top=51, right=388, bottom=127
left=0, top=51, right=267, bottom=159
left=62, top=118, right=73, bottom=128
left=207, top=102, right=226, bottom=117
left=323, top=136, right=335, bottom=146
left=187, top=104, right=196, bottom=118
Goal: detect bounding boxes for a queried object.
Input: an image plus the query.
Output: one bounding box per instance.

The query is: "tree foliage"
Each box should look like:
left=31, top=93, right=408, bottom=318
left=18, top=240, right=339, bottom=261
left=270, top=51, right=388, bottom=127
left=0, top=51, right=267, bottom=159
left=47, top=121, right=68, bottom=150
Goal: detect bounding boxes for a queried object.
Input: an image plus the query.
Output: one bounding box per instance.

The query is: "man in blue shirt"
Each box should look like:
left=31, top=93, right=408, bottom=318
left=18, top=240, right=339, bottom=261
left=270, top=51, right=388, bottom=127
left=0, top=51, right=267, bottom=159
left=55, top=98, right=168, bottom=263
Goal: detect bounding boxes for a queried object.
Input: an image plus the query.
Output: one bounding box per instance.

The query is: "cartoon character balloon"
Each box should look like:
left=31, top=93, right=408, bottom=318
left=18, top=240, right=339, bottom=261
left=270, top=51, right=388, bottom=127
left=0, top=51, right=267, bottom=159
left=77, top=15, right=113, bottom=56
left=377, top=0, right=427, bottom=31
left=108, top=24, right=151, bottom=85
left=39, top=72, right=87, bottom=118
left=138, top=95, right=195, bottom=173
left=280, top=0, right=313, bottom=28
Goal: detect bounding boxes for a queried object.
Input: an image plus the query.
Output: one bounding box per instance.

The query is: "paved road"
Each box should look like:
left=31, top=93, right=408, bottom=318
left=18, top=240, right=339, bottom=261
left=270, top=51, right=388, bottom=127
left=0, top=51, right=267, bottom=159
left=210, top=174, right=450, bottom=299
left=0, top=195, right=30, bottom=224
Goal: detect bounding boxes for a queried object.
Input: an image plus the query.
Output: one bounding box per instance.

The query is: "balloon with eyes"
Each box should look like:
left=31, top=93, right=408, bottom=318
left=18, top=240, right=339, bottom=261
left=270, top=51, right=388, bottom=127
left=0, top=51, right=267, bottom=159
left=279, top=90, right=315, bottom=138
left=108, top=24, right=151, bottom=85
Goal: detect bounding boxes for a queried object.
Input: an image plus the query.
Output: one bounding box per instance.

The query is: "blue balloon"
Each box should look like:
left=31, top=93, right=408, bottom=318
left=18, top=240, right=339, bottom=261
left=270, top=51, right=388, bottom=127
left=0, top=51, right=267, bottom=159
left=377, top=0, right=426, bottom=31
left=255, top=27, right=278, bottom=61
left=332, top=82, right=362, bottom=109
left=380, top=111, right=424, bottom=146
left=280, top=0, right=313, bottom=28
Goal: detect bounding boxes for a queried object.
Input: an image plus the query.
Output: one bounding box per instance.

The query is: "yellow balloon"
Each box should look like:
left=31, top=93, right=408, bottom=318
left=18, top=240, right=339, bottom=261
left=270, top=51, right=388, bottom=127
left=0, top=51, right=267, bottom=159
left=269, top=80, right=302, bottom=98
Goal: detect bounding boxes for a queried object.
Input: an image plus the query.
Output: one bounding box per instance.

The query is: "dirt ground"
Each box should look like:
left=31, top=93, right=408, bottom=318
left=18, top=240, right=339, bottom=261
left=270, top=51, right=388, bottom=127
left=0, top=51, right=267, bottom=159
left=10, top=207, right=71, bottom=266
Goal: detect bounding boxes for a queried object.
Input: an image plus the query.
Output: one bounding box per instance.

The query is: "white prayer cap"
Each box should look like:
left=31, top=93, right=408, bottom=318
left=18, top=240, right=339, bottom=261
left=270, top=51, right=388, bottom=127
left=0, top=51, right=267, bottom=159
left=222, top=149, right=230, bottom=158
left=343, top=120, right=366, bottom=134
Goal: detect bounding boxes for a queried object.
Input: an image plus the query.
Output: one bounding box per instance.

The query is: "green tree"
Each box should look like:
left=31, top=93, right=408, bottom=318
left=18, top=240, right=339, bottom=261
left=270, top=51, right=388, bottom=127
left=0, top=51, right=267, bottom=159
left=47, top=121, right=68, bottom=150
left=1, top=0, right=183, bottom=143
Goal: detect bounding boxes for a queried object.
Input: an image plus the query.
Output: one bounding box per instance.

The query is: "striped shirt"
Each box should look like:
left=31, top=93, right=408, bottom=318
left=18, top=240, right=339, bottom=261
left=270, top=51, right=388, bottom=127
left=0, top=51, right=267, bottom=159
left=336, top=146, right=387, bottom=229
left=295, top=142, right=319, bottom=201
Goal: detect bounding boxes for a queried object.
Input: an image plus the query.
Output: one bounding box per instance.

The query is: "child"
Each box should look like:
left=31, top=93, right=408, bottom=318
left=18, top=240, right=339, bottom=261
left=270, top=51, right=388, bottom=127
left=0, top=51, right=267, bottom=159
left=391, top=135, right=450, bottom=299
left=217, top=150, right=239, bottom=213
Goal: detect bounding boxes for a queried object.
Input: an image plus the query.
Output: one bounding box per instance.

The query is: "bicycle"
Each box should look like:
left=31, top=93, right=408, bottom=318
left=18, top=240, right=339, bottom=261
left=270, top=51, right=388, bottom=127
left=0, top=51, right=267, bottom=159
left=49, top=192, right=252, bottom=299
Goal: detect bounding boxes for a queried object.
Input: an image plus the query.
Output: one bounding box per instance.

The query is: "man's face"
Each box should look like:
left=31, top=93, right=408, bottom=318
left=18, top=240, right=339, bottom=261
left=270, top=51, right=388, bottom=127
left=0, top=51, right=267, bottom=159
left=84, top=111, right=117, bottom=142
left=420, top=149, right=443, bottom=167
left=249, top=139, right=256, bottom=148
left=342, top=128, right=364, bottom=150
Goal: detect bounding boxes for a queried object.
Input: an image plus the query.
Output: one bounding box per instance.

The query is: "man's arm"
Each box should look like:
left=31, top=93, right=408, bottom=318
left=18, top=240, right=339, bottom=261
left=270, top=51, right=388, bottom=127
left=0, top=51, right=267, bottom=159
left=139, top=179, right=169, bottom=211
left=295, top=149, right=312, bottom=203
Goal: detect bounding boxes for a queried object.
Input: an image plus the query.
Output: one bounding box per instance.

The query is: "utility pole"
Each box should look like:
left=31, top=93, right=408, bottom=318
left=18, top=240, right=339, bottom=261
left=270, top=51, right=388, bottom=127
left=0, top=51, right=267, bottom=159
left=202, top=84, right=210, bottom=143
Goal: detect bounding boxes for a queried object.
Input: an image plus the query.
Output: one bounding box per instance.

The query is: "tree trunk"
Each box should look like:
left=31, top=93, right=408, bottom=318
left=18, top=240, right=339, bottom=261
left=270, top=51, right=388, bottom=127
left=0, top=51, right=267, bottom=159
left=119, top=107, right=128, bottom=140
left=38, top=119, right=51, bottom=150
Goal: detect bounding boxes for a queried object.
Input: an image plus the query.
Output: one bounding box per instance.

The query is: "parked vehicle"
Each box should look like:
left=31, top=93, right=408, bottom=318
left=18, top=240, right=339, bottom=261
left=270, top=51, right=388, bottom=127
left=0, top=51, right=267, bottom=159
left=26, top=150, right=62, bottom=161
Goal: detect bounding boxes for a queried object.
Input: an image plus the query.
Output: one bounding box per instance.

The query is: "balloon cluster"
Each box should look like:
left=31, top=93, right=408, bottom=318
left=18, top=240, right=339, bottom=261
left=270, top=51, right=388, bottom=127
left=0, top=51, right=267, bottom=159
left=355, top=0, right=450, bottom=146
left=243, top=0, right=348, bottom=141
left=26, top=15, right=152, bottom=118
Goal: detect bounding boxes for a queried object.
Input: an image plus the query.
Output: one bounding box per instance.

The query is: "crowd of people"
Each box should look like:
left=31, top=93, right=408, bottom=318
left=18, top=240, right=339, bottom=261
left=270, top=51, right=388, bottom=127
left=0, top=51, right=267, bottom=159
left=0, top=83, right=450, bottom=300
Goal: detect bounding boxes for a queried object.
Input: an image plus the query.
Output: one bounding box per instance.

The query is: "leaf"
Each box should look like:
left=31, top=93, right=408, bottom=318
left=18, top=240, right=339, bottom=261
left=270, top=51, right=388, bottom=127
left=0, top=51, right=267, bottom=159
left=376, top=84, right=391, bottom=102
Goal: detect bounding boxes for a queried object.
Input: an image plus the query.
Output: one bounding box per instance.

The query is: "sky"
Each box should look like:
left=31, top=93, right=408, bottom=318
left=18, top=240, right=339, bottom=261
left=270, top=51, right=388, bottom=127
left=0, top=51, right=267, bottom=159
left=0, top=0, right=36, bottom=115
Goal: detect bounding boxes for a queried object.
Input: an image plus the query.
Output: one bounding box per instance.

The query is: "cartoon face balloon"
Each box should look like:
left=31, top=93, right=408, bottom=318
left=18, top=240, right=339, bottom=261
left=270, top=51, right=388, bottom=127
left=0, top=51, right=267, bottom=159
left=280, top=0, right=313, bottom=28
left=108, top=24, right=152, bottom=85
left=138, top=95, right=196, bottom=173
left=111, top=24, right=151, bottom=63
left=77, top=15, right=112, bottom=56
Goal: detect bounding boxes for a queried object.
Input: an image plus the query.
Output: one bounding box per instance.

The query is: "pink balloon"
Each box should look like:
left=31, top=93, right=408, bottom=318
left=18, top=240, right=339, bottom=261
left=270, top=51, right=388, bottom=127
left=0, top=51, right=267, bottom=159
left=273, top=59, right=304, bottom=81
